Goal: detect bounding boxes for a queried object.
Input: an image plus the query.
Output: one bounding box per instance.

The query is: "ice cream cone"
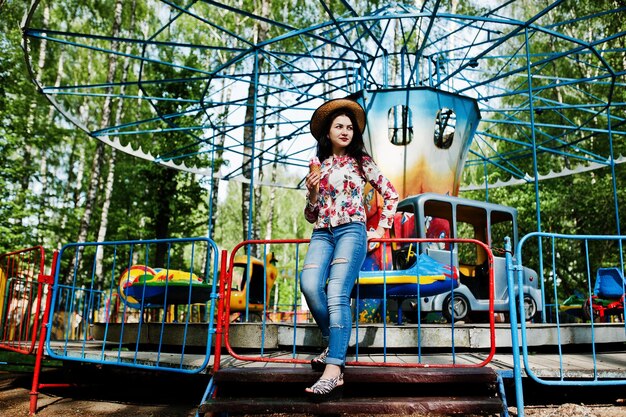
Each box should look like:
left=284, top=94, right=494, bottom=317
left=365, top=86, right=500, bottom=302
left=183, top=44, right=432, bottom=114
left=309, top=157, right=321, bottom=192
left=309, top=157, right=321, bottom=175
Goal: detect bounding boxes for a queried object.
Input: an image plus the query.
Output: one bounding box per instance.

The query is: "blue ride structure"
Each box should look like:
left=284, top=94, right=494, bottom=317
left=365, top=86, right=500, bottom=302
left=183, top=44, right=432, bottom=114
left=18, top=3, right=626, bottom=415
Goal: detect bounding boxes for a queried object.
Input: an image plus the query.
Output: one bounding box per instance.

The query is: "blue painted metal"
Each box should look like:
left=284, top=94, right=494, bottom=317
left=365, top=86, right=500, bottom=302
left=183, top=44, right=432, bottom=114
left=260, top=244, right=268, bottom=357
left=607, top=107, right=625, bottom=278
left=516, top=232, right=626, bottom=386
left=354, top=253, right=459, bottom=299
left=20, top=1, right=626, bottom=192
left=292, top=243, right=302, bottom=359
left=196, top=376, right=216, bottom=417
left=46, top=237, right=219, bottom=374
left=524, top=27, right=547, bottom=324
left=496, top=372, right=510, bottom=417
left=504, top=237, right=525, bottom=417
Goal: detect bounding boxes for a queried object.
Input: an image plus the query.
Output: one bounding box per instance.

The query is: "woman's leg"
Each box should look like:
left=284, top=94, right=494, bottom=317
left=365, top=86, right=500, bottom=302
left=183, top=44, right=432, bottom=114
left=324, top=222, right=367, bottom=367
left=300, top=229, right=334, bottom=341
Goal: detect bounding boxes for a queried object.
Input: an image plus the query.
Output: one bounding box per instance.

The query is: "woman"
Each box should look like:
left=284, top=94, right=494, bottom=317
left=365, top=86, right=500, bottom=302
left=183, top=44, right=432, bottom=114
left=301, top=98, right=399, bottom=400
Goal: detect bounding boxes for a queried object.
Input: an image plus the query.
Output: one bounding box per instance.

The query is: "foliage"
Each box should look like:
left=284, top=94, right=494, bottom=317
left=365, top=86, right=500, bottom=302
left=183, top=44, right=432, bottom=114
left=0, top=1, right=76, bottom=252
left=1, top=0, right=625, bottom=306
left=214, top=173, right=311, bottom=252
left=458, top=0, right=626, bottom=303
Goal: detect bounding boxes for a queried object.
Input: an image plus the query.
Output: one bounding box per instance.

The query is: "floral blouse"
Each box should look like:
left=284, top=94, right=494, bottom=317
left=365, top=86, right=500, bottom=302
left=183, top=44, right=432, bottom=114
left=304, top=154, right=399, bottom=230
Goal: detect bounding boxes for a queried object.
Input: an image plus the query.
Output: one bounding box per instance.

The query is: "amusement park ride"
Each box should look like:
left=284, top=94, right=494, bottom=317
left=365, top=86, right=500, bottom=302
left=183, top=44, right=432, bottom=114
left=4, top=1, right=626, bottom=415
left=19, top=0, right=626, bottom=272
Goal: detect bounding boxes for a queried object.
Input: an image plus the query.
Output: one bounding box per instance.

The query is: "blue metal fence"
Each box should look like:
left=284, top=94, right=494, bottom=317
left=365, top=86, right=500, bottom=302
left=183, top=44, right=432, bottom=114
left=508, top=232, right=626, bottom=416
left=45, top=237, right=220, bottom=374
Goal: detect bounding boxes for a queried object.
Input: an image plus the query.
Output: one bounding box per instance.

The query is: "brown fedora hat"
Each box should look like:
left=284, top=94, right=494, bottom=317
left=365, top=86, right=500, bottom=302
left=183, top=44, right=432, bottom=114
left=310, top=98, right=366, bottom=141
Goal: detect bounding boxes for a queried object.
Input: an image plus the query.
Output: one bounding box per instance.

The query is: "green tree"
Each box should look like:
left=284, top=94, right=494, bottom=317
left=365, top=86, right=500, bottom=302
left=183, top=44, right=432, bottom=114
left=461, top=0, right=626, bottom=300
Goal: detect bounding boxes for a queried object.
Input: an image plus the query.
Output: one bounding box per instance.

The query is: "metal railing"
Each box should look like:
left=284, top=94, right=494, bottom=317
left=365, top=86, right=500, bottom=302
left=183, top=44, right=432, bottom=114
left=508, top=232, right=626, bottom=417
left=0, top=246, right=48, bottom=355
left=45, top=237, right=220, bottom=374
left=217, top=238, right=496, bottom=370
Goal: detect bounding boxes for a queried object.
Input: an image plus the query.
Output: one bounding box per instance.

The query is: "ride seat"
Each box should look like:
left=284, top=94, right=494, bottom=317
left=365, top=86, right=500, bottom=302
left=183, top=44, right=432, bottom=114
left=594, top=268, right=625, bottom=299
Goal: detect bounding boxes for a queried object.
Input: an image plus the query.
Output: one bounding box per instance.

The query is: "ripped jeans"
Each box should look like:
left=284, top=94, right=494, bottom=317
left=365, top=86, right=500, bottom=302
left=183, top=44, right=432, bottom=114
left=300, top=221, right=367, bottom=367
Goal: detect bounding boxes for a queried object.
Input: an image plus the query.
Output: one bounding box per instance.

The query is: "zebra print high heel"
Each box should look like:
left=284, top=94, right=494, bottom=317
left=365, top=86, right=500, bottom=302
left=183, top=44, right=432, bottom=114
left=310, top=347, right=329, bottom=371
left=305, top=372, right=344, bottom=402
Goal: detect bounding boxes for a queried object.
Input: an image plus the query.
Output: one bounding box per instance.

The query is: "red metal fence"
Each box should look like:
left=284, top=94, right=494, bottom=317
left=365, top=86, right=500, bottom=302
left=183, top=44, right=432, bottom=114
left=215, top=238, right=496, bottom=371
left=0, top=246, right=49, bottom=355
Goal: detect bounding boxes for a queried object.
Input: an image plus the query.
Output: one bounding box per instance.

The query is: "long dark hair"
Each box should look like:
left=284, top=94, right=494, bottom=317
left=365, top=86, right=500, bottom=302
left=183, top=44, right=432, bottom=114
left=316, top=109, right=370, bottom=176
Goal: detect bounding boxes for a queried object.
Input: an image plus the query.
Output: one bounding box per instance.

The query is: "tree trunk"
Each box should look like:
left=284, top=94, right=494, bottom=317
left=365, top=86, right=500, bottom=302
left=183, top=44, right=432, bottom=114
left=22, top=4, right=50, bottom=231
left=264, top=113, right=281, bottom=244
left=253, top=89, right=270, bottom=244
left=242, top=77, right=257, bottom=249
left=208, top=66, right=235, bottom=239
left=241, top=0, right=269, bottom=256
left=66, top=0, right=123, bottom=281
left=74, top=142, right=105, bottom=243
left=94, top=148, right=115, bottom=279
left=153, top=168, right=176, bottom=267
left=39, top=49, right=66, bottom=231
left=59, top=138, right=85, bottom=246
left=94, top=0, right=137, bottom=281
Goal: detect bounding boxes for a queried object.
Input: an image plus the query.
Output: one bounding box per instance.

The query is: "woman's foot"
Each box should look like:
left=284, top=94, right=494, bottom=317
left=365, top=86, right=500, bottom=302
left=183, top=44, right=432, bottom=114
left=305, top=369, right=344, bottom=402
left=310, top=347, right=329, bottom=371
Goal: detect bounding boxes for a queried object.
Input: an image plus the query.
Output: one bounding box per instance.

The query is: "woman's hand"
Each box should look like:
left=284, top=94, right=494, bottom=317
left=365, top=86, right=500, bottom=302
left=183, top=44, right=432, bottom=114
left=305, top=171, right=320, bottom=201
left=367, top=226, right=386, bottom=250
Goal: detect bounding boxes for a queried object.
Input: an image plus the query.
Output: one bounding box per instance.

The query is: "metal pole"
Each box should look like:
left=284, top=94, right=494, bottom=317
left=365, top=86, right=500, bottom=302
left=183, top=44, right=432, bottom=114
left=505, top=237, right=524, bottom=417
left=524, top=27, right=546, bottom=323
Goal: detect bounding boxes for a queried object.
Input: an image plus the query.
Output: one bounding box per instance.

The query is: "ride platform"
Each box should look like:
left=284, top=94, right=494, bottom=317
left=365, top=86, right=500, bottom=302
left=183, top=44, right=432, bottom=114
left=84, top=321, right=626, bottom=379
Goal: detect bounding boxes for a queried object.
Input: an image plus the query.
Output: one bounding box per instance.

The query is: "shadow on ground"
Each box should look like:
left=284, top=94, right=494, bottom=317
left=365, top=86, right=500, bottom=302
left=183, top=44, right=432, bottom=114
left=0, top=364, right=209, bottom=417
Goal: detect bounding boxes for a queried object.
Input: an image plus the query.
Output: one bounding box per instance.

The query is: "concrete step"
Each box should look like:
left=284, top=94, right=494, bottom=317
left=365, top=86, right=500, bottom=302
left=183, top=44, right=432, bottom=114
left=199, top=396, right=503, bottom=415
left=200, top=366, right=503, bottom=416
left=213, top=366, right=498, bottom=385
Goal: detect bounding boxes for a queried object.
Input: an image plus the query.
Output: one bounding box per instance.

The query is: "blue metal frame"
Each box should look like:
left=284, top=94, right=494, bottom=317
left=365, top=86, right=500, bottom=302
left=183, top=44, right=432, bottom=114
left=18, top=2, right=626, bottom=411
left=21, top=1, right=626, bottom=192
left=45, top=237, right=220, bottom=374
left=515, top=232, right=626, bottom=386
left=506, top=231, right=626, bottom=417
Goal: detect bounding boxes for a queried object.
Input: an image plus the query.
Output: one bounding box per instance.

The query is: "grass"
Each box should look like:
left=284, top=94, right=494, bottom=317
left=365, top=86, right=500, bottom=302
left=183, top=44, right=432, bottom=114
left=0, top=349, right=63, bottom=374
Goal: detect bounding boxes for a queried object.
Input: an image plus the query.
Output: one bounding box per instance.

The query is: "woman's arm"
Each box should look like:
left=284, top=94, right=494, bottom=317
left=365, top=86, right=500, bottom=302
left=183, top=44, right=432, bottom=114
left=303, top=170, right=321, bottom=223
left=362, top=157, right=399, bottom=233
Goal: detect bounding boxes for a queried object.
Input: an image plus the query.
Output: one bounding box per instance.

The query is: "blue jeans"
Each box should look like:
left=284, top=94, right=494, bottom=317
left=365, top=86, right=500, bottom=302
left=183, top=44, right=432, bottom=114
left=300, top=221, right=367, bottom=367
